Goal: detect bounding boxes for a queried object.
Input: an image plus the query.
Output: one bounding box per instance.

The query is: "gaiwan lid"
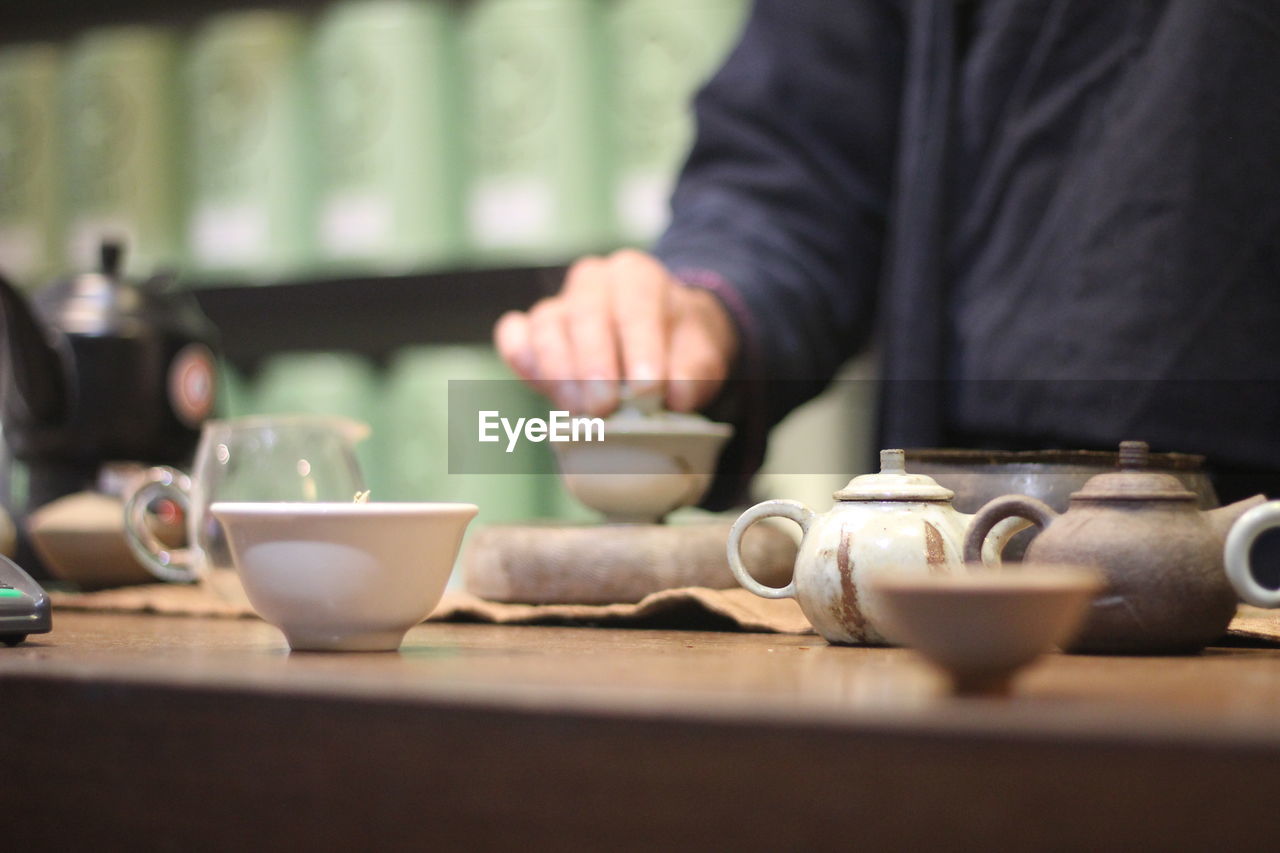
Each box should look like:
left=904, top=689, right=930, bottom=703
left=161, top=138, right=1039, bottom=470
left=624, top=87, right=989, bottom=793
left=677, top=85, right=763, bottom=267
left=1071, top=441, right=1197, bottom=502
left=833, top=449, right=956, bottom=502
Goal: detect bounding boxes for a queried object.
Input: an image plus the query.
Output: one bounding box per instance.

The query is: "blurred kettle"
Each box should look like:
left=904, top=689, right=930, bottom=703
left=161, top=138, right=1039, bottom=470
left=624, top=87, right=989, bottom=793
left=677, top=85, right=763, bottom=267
left=0, top=241, right=220, bottom=516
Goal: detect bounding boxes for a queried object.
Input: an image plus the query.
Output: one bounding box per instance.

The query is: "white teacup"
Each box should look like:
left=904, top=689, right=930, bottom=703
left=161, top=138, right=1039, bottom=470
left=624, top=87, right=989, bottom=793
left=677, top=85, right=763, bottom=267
left=210, top=501, right=478, bottom=651
left=552, top=412, right=732, bottom=523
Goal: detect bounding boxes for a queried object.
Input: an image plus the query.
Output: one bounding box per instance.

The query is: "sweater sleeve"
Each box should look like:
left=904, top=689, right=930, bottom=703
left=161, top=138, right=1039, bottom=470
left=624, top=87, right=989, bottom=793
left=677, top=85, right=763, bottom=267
left=653, top=0, right=906, bottom=504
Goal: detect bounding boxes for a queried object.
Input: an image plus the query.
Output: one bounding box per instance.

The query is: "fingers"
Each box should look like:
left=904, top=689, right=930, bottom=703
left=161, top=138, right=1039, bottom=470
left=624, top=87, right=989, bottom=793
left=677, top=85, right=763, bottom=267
left=666, top=288, right=734, bottom=412
left=563, top=257, right=621, bottom=415
left=527, top=297, right=578, bottom=410
left=493, top=249, right=736, bottom=416
left=610, top=250, right=672, bottom=396
left=493, top=311, right=535, bottom=381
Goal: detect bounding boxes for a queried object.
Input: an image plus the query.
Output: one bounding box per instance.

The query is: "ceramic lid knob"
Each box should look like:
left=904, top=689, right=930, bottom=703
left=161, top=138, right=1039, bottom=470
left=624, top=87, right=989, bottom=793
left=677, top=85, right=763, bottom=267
left=832, top=449, right=956, bottom=502
left=1072, top=441, right=1196, bottom=502
left=880, top=448, right=906, bottom=474
left=1118, top=441, right=1150, bottom=470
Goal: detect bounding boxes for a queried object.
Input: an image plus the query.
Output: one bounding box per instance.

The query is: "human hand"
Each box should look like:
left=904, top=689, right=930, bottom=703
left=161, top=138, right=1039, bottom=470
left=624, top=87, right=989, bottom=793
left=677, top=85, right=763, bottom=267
left=493, top=249, right=738, bottom=416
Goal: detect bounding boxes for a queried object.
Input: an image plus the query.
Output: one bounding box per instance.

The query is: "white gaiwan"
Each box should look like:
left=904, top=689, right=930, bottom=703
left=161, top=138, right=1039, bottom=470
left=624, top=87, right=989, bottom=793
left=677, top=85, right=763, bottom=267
left=210, top=501, right=477, bottom=651
left=552, top=396, right=733, bottom=524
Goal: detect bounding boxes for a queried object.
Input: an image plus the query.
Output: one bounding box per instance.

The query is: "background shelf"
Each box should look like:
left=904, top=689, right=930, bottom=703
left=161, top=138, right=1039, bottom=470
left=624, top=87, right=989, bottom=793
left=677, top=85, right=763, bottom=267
left=191, top=265, right=564, bottom=372
left=1, top=1, right=337, bottom=43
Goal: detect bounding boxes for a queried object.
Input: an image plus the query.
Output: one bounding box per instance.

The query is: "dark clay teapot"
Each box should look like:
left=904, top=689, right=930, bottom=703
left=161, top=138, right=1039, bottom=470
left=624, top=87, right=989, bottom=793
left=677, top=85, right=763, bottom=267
left=963, top=441, right=1264, bottom=654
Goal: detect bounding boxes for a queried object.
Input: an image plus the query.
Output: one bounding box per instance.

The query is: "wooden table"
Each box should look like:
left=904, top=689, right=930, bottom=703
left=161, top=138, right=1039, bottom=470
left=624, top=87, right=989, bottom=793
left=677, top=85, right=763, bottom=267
left=6, top=612, right=1280, bottom=850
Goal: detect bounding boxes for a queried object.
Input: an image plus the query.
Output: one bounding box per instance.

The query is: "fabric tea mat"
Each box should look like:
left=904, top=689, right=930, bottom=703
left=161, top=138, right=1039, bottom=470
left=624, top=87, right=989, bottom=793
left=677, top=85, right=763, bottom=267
left=431, top=587, right=813, bottom=634
left=49, top=572, right=253, bottom=618
left=47, top=580, right=1280, bottom=643
left=1223, top=605, right=1280, bottom=645
left=48, top=575, right=814, bottom=634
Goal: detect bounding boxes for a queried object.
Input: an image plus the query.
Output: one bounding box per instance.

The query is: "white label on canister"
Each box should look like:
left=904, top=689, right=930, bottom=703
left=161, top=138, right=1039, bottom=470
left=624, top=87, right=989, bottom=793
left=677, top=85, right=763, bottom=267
left=319, top=191, right=392, bottom=256
left=617, top=171, right=672, bottom=241
left=190, top=203, right=267, bottom=265
left=468, top=177, right=553, bottom=248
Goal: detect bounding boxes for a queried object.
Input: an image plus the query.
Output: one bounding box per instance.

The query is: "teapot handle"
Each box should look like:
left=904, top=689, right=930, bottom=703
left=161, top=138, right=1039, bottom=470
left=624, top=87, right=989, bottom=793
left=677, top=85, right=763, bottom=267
left=962, top=495, right=1058, bottom=566
left=1224, top=501, right=1280, bottom=608
left=726, top=499, right=813, bottom=599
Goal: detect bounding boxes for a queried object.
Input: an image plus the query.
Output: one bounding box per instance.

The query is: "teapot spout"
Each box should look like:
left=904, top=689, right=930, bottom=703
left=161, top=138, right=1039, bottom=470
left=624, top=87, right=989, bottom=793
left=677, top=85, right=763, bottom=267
left=1207, top=494, right=1269, bottom=541
left=0, top=273, right=67, bottom=429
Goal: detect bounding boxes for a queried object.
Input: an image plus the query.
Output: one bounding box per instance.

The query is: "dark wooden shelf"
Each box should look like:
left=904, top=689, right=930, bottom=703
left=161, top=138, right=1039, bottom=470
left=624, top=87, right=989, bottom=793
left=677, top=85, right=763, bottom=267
left=190, top=264, right=565, bottom=372
left=0, top=0, right=338, bottom=43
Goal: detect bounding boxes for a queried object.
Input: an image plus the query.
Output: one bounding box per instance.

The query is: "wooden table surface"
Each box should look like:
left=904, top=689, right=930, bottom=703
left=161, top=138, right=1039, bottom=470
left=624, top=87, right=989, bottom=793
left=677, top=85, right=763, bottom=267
left=7, top=611, right=1280, bottom=850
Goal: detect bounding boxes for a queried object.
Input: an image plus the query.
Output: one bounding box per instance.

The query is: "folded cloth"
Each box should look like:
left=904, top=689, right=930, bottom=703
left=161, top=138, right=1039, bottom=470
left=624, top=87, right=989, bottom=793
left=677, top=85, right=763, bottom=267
left=48, top=581, right=814, bottom=634
left=1225, top=605, right=1280, bottom=645
left=50, top=579, right=253, bottom=619
left=432, top=587, right=813, bottom=633
left=46, top=582, right=1280, bottom=644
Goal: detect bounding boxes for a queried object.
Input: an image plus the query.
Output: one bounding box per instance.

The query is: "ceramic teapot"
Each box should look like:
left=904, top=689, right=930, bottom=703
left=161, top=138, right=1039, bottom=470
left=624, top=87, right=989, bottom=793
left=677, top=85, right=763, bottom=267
left=962, top=441, right=1265, bottom=654
left=726, top=449, right=1028, bottom=645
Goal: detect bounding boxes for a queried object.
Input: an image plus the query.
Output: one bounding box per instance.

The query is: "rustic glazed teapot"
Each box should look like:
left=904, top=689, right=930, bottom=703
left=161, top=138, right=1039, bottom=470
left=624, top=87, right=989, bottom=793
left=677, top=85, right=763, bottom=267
left=727, top=449, right=1028, bottom=645
left=962, top=441, right=1265, bottom=654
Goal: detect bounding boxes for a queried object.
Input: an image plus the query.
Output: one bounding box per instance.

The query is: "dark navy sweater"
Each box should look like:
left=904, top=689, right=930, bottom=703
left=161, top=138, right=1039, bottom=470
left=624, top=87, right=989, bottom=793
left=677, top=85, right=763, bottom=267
left=655, top=0, right=1280, bottom=504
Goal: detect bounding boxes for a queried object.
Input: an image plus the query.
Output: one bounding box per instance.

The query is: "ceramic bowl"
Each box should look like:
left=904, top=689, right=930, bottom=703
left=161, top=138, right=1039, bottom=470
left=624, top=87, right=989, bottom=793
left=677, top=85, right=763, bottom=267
left=209, top=502, right=478, bottom=651
left=552, top=414, right=733, bottom=524
left=906, top=448, right=1217, bottom=560
left=871, top=564, right=1104, bottom=695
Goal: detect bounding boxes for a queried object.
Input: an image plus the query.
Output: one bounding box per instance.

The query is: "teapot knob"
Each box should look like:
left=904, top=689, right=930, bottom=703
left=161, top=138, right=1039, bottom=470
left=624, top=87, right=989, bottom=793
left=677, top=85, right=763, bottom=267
left=880, top=448, right=906, bottom=474
left=99, top=239, right=124, bottom=278
left=1118, top=441, right=1150, bottom=470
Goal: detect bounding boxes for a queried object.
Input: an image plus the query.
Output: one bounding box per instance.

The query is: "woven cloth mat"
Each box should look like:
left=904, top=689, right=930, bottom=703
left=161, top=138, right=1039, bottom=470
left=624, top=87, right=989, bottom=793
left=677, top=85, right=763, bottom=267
left=48, top=572, right=814, bottom=635
left=45, top=576, right=1280, bottom=643
left=1224, top=605, right=1280, bottom=645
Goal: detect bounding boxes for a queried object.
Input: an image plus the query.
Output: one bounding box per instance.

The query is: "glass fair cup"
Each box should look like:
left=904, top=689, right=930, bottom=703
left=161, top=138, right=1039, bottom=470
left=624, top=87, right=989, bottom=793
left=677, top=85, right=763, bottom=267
left=123, top=415, right=370, bottom=600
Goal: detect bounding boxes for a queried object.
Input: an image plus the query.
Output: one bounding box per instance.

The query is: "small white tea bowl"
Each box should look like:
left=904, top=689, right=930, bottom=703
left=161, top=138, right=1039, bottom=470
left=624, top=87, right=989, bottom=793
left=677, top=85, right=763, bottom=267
left=871, top=565, right=1104, bottom=695
left=210, top=501, right=478, bottom=651
left=552, top=413, right=733, bottom=524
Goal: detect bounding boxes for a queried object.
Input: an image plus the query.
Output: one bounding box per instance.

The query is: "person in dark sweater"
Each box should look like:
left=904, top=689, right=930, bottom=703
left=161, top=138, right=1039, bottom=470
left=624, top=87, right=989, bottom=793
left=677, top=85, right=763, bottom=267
left=494, top=0, right=1280, bottom=505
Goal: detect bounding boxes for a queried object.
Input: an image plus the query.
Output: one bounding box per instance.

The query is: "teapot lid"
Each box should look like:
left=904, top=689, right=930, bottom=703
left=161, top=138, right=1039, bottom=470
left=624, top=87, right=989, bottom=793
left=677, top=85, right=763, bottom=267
left=36, top=240, right=184, bottom=336
left=1071, top=441, right=1197, bottom=501
left=833, top=449, right=956, bottom=502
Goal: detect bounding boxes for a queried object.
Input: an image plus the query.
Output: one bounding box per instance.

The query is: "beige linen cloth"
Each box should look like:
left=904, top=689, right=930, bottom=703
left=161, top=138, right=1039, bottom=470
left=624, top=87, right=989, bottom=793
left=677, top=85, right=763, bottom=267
left=46, top=572, right=1280, bottom=643
left=48, top=571, right=815, bottom=634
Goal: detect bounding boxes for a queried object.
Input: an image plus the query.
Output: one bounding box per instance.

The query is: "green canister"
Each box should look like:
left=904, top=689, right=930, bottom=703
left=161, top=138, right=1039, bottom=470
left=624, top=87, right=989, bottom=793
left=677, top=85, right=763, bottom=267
left=61, top=27, right=181, bottom=276
left=0, top=43, right=61, bottom=289
left=312, top=0, right=463, bottom=273
left=608, top=0, right=747, bottom=244
left=383, top=345, right=545, bottom=523
left=185, top=10, right=312, bottom=281
left=251, top=351, right=385, bottom=493
left=460, top=0, right=613, bottom=263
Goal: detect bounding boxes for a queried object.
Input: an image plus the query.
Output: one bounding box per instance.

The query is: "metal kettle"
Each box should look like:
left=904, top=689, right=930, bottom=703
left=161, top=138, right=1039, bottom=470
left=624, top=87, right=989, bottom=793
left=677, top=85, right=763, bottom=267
left=0, top=241, right=220, bottom=513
